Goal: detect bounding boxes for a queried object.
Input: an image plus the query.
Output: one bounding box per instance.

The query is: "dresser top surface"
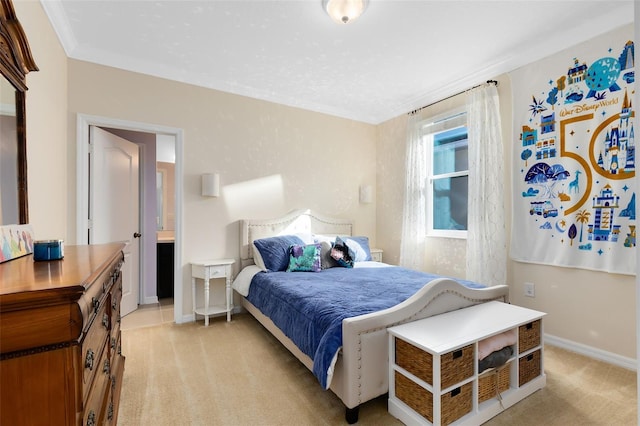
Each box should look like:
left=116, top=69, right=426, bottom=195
left=0, top=243, right=124, bottom=297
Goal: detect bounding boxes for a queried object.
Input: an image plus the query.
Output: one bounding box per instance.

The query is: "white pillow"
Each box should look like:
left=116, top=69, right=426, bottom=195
left=313, top=234, right=372, bottom=262
left=252, top=242, right=267, bottom=271
left=345, top=237, right=369, bottom=262
left=293, top=233, right=315, bottom=245
left=312, top=234, right=335, bottom=245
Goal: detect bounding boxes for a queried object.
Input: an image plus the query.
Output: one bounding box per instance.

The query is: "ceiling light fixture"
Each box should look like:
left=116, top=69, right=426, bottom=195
left=322, top=0, right=369, bottom=24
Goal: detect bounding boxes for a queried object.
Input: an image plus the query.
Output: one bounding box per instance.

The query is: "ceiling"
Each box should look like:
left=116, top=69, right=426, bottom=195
left=41, top=0, right=634, bottom=124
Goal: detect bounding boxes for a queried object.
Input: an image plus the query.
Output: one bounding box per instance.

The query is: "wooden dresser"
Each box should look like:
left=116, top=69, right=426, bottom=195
left=0, top=243, right=126, bottom=425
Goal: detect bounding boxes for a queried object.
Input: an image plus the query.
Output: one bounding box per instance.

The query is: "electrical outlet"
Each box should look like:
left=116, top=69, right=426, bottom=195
left=524, top=282, right=535, bottom=297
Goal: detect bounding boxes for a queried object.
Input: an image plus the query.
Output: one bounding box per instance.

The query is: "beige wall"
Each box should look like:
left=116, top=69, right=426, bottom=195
left=377, top=72, right=636, bottom=361
left=14, top=1, right=68, bottom=240
left=65, top=60, right=377, bottom=315
left=14, top=2, right=636, bottom=362
left=17, top=2, right=377, bottom=318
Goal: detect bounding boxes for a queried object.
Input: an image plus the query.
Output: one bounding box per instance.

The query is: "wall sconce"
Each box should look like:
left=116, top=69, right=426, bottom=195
left=202, top=173, right=220, bottom=197
left=359, top=185, right=373, bottom=204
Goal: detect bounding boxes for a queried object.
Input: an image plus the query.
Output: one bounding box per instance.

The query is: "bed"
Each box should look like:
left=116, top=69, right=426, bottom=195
left=232, top=209, right=509, bottom=423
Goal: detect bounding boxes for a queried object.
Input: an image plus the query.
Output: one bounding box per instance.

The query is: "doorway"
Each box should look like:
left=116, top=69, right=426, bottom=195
left=76, top=113, right=185, bottom=324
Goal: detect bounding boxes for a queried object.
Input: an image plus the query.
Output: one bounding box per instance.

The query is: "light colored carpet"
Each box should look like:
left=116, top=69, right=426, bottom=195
left=118, top=313, right=636, bottom=425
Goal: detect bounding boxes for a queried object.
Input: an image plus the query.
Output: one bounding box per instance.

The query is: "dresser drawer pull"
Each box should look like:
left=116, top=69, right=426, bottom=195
left=102, top=313, right=110, bottom=329
left=85, top=349, right=95, bottom=370
left=112, top=299, right=118, bottom=312
left=107, top=402, right=114, bottom=420
left=86, top=410, right=96, bottom=426
left=111, top=336, right=116, bottom=350
left=103, top=358, right=110, bottom=375
left=92, top=297, right=100, bottom=313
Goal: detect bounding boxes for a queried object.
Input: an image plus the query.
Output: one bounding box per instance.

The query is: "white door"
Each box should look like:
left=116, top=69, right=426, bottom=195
left=90, top=126, right=140, bottom=317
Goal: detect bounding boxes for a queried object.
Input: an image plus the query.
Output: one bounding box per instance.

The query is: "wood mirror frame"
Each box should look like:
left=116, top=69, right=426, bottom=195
left=0, top=0, right=38, bottom=224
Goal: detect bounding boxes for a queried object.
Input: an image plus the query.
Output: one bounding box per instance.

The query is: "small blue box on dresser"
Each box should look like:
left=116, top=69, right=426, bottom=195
left=33, top=240, right=64, bottom=261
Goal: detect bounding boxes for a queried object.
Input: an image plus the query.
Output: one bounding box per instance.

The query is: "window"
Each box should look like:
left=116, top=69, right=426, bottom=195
left=423, top=110, right=468, bottom=238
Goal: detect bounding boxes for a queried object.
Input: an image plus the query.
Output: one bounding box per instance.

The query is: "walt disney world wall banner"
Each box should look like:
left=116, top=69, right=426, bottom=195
left=510, top=24, right=635, bottom=275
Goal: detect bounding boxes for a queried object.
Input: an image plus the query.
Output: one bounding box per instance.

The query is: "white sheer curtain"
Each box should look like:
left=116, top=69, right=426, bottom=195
left=399, top=112, right=427, bottom=270
left=465, top=82, right=506, bottom=286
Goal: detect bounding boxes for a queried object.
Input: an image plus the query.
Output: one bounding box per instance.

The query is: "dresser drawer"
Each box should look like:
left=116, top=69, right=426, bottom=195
left=104, top=385, right=115, bottom=426
left=110, top=283, right=122, bottom=332
left=82, top=344, right=111, bottom=426
left=80, top=258, right=118, bottom=328
left=110, top=350, right=126, bottom=424
left=110, top=328, right=122, bottom=365
left=110, top=326, right=120, bottom=361
left=82, top=302, right=110, bottom=402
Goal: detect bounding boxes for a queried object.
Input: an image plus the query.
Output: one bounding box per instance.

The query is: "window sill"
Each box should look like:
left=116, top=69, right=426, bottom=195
left=426, top=231, right=467, bottom=240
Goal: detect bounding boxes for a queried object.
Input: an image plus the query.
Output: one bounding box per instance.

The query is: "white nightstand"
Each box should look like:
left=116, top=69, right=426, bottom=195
left=191, top=259, right=235, bottom=326
left=370, top=248, right=383, bottom=262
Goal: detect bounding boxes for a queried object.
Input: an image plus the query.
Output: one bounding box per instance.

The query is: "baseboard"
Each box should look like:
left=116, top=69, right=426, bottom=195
left=544, top=333, right=636, bottom=371
left=143, top=296, right=159, bottom=305
left=180, top=314, right=195, bottom=324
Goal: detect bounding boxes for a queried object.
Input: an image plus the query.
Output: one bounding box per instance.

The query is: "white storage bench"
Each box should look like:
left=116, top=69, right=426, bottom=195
left=388, top=301, right=546, bottom=426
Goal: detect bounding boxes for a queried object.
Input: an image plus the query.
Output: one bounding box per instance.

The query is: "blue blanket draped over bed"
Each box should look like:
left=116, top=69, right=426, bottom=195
left=246, top=265, right=485, bottom=389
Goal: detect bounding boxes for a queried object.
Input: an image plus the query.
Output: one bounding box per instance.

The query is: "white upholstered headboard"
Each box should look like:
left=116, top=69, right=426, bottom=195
left=240, top=209, right=353, bottom=268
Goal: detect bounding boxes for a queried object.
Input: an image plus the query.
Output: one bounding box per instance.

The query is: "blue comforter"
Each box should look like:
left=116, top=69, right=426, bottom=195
left=246, top=265, right=485, bottom=389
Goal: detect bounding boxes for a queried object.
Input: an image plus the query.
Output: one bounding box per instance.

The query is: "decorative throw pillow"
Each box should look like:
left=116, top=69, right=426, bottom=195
left=253, top=235, right=305, bottom=272
left=286, top=243, right=322, bottom=272
left=330, top=236, right=354, bottom=268
left=319, top=241, right=339, bottom=269
left=344, top=236, right=372, bottom=262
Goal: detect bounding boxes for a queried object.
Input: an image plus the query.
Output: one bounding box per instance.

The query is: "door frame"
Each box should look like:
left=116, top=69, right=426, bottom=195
left=76, top=113, right=185, bottom=324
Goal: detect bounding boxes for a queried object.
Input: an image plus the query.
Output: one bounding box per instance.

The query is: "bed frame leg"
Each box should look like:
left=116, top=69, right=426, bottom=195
left=345, top=406, right=359, bottom=424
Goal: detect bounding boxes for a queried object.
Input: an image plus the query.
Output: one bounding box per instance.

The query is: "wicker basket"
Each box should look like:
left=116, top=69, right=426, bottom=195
left=394, top=371, right=472, bottom=425
left=518, top=349, right=541, bottom=386
left=518, top=320, right=541, bottom=353
left=395, top=338, right=432, bottom=384
left=478, top=363, right=511, bottom=403
left=395, top=338, right=474, bottom=388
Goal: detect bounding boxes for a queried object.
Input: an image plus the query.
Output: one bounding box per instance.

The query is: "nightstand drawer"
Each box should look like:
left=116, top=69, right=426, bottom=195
left=370, top=248, right=383, bottom=262
left=191, top=264, right=227, bottom=279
